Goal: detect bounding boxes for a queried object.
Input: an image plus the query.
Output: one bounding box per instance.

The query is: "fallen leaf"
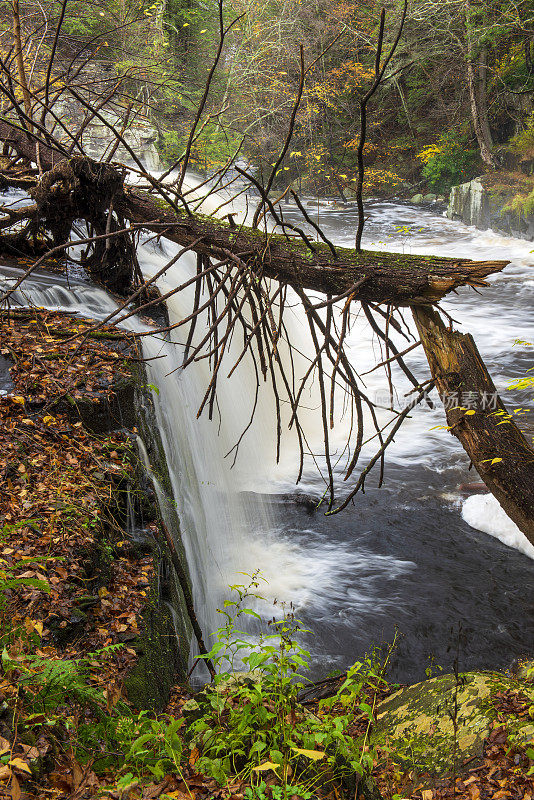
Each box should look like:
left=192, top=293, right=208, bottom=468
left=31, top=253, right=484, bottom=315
left=291, top=746, right=325, bottom=761
left=8, top=758, right=31, bottom=774
left=11, top=772, right=21, bottom=800
left=252, top=762, right=280, bottom=773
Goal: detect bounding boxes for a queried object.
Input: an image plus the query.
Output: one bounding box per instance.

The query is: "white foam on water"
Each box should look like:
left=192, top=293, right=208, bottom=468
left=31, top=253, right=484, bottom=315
left=462, top=494, right=534, bottom=560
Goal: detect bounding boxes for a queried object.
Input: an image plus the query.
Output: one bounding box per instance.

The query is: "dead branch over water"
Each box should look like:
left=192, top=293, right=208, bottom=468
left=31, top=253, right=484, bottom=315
left=0, top=0, right=531, bottom=551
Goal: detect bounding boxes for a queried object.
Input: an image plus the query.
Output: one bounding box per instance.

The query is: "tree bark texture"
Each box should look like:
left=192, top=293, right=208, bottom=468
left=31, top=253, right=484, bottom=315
left=465, top=2, right=496, bottom=169
left=413, top=305, right=534, bottom=545
left=119, top=187, right=508, bottom=304
left=477, top=48, right=493, bottom=153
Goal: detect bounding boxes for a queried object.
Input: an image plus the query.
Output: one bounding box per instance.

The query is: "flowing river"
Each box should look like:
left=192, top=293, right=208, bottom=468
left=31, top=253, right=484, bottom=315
left=1, top=196, right=533, bottom=684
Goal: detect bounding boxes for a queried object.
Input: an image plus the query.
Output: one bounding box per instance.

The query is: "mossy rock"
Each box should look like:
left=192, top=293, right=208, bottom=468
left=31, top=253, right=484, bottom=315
left=372, top=671, right=534, bottom=776
left=515, top=660, right=534, bottom=682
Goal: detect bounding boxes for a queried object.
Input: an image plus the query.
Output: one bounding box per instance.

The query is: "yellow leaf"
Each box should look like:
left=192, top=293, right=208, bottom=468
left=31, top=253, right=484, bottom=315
left=491, top=457, right=503, bottom=464
left=291, top=747, right=326, bottom=761
left=464, top=410, right=476, bottom=415
left=252, top=761, right=280, bottom=773
left=11, top=396, right=25, bottom=405
left=9, top=758, right=31, bottom=774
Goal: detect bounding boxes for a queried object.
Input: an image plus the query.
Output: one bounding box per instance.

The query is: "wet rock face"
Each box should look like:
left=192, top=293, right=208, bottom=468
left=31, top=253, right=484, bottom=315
left=82, top=117, right=161, bottom=171
left=447, top=177, right=534, bottom=240
left=0, top=354, right=14, bottom=394
left=54, top=91, right=161, bottom=171
left=372, top=671, right=534, bottom=776
left=448, top=179, right=488, bottom=230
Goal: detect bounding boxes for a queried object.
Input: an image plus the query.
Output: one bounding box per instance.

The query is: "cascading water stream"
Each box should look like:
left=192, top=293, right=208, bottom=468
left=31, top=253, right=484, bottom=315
left=1, top=195, right=533, bottom=682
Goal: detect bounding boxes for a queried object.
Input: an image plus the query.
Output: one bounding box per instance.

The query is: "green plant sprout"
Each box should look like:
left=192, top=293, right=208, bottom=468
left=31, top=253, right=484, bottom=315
left=189, top=572, right=391, bottom=795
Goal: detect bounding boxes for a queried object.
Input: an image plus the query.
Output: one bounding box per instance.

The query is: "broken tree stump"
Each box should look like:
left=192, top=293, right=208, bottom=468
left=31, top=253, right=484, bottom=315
left=413, top=305, right=534, bottom=545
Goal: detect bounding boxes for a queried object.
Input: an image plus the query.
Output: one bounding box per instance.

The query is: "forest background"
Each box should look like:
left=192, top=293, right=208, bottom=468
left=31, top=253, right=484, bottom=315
left=3, top=0, right=532, bottom=202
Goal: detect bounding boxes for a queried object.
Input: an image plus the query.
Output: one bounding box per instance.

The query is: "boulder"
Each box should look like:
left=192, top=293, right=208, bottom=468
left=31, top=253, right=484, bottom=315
left=372, top=671, right=534, bottom=776
left=410, top=193, right=424, bottom=203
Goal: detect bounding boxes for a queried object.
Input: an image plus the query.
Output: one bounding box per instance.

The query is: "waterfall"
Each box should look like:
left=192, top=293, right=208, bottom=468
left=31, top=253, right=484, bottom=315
left=4, top=192, right=533, bottom=683
left=1, top=242, right=378, bottom=667
left=0, top=259, right=279, bottom=641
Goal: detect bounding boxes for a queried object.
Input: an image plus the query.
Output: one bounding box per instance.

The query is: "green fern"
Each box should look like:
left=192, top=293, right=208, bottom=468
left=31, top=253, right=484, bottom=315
left=2, top=644, right=125, bottom=716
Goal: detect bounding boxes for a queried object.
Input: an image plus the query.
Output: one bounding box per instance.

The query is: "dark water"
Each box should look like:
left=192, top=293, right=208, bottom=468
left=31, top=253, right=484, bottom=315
left=251, top=201, right=534, bottom=683
left=256, top=474, right=534, bottom=683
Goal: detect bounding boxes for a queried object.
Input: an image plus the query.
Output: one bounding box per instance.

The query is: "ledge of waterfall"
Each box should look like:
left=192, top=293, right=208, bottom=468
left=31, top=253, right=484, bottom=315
left=0, top=306, right=190, bottom=711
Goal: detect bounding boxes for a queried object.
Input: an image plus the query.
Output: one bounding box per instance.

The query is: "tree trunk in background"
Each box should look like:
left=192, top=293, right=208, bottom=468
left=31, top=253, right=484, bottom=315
left=12, top=0, right=32, bottom=129
left=467, top=57, right=496, bottom=167
left=477, top=47, right=493, bottom=155
left=464, top=0, right=496, bottom=168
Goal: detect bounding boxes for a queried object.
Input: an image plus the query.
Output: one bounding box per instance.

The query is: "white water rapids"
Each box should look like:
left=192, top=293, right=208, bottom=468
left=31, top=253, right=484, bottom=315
left=1, top=192, right=533, bottom=680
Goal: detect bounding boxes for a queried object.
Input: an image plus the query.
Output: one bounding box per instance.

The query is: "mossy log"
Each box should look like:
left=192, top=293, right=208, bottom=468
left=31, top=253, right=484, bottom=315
left=413, top=305, right=534, bottom=544
left=0, top=128, right=509, bottom=304
left=2, top=136, right=531, bottom=537
left=120, top=188, right=508, bottom=305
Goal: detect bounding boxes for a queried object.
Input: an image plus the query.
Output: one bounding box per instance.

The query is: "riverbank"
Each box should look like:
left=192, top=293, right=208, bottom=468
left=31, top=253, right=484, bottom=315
left=0, top=307, right=189, bottom=796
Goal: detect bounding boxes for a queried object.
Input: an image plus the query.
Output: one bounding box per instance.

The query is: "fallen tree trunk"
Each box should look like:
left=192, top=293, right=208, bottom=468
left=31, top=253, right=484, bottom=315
left=0, top=130, right=509, bottom=303
left=413, top=305, right=534, bottom=545
left=1, top=135, right=531, bottom=538
left=119, top=188, right=509, bottom=305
